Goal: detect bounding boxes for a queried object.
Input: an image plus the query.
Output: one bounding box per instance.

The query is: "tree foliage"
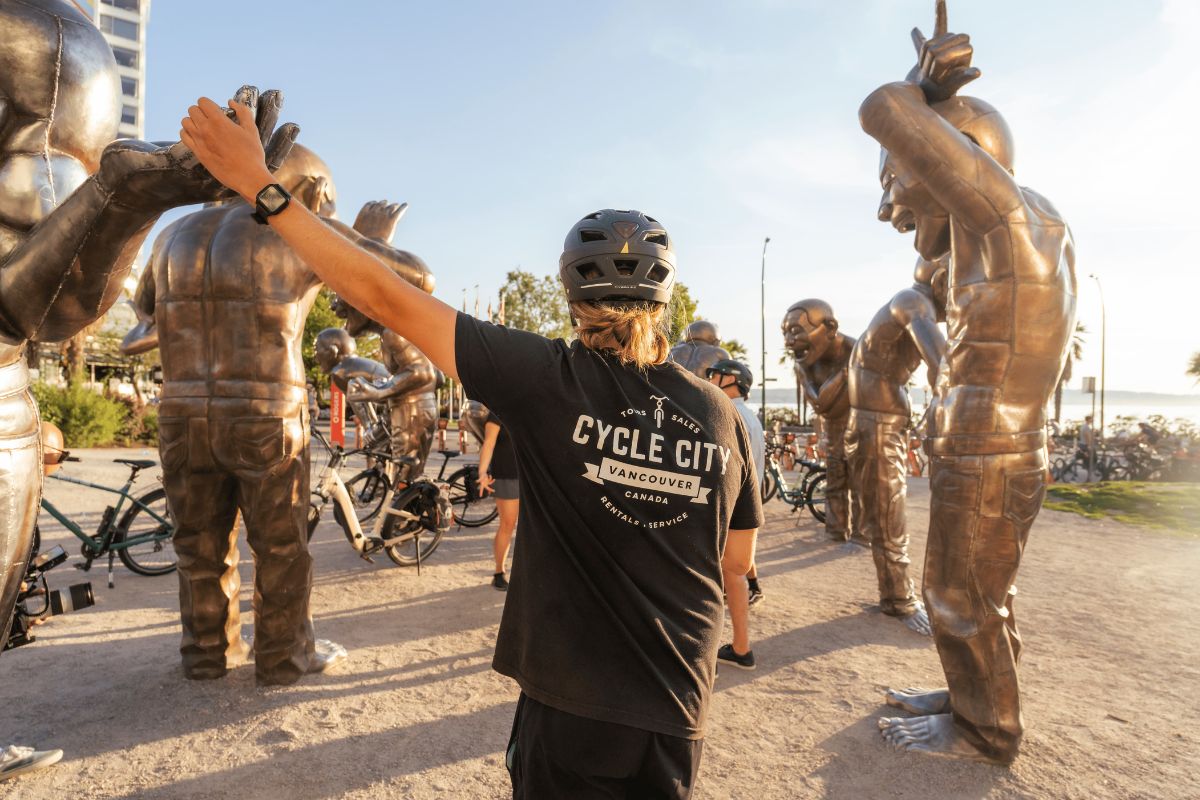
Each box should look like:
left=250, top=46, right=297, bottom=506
left=1189, top=351, right=1200, bottom=383
left=498, top=270, right=573, bottom=340
left=665, top=283, right=698, bottom=344
left=721, top=339, right=748, bottom=360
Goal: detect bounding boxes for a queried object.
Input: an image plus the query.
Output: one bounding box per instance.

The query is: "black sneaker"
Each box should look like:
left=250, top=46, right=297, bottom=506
left=716, top=643, right=756, bottom=671
left=748, top=588, right=765, bottom=608
left=491, top=573, right=509, bottom=591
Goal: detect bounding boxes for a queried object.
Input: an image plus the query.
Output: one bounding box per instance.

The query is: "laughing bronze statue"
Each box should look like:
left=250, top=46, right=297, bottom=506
left=313, top=327, right=390, bottom=434
left=668, top=320, right=730, bottom=379
left=331, top=202, right=440, bottom=484
left=845, top=258, right=947, bottom=637
left=121, top=149, right=431, bottom=685
left=863, top=1, right=1076, bottom=764
left=782, top=300, right=857, bottom=542
left=0, top=1, right=296, bottom=652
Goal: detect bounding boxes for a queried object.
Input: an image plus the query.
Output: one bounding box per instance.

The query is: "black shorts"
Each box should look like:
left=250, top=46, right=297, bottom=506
left=506, top=692, right=704, bottom=800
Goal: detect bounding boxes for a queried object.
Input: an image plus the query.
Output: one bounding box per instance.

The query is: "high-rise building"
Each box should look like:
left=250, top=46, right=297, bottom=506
left=70, top=0, right=152, bottom=139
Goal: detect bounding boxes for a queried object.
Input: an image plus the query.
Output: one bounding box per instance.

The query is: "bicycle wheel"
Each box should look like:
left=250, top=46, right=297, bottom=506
left=382, top=486, right=447, bottom=566
left=116, top=487, right=177, bottom=576
left=344, top=468, right=390, bottom=523
left=762, top=469, right=779, bottom=503
left=445, top=466, right=498, bottom=527
left=805, top=474, right=827, bottom=524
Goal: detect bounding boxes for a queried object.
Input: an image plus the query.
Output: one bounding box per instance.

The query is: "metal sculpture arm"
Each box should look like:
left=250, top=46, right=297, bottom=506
left=1, top=87, right=297, bottom=343
left=323, top=217, right=434, bottom=295
left=348, top=357, right=437, bottom=403
left=814, top=369, right=848, bottom=416
left=891, top=289, right=946, bottom=386
left=859, top=27, right=1021, bottom=233
left=118, top=228, right=171, bottom=356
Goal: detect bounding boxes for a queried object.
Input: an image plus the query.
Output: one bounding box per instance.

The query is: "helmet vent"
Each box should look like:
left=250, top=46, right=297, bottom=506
left=646, top=264, right=670, bottom=283
left=576, top=263, right=603, bottom=281
left=645, top=215, right=659, bottom=224
left=579, top=229, right=608, bottom=243
left=644, top=232, right=668, bottom=247
left=584, top=212, right=602, bottom=220
left=613, top=259, right=639, bottom=276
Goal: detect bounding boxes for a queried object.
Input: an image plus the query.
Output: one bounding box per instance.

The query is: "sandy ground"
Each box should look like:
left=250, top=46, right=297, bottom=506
left=2, top=445, right=1198, bottom=800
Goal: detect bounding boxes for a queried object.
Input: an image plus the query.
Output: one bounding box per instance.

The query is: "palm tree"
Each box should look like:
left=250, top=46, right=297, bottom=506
left=1053, top=322, right=1088, bottom=422
left=1189, top=352, right=1200, bottom=383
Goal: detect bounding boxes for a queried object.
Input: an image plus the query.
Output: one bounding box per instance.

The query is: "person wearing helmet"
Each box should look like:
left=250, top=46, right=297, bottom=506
left=180, top=104, right=763, bottom=798
left=706, top=359, right=765, bottom=670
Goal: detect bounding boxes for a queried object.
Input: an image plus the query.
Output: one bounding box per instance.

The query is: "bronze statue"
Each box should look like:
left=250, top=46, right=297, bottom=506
left=313, top=327, right=390, bottom=433
left=781, top=300, right=857, bottom=542
left=121, top=148, right=431, bottom=685
left=864, top=1, right=1076, bottom=764
left=667, top=320, right=730, bottom=379
left=330, top=202, right=439, bottom=483
left=845, top=258, right=947, bottom=636
left=0, top=1, right=295, bottom=651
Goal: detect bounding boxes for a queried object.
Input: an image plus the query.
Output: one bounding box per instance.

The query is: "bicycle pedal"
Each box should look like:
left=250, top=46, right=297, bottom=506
left=74, top=562, right=92, bottom=572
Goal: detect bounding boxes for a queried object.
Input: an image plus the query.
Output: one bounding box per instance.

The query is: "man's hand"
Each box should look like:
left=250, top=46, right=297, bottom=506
left=353, top=200, right=408, bottom=244
left=347, top=377, right=384, bottom=402
left=179, top=85, right=299, bottom=204
left=908, top=0, right=980, bottom=103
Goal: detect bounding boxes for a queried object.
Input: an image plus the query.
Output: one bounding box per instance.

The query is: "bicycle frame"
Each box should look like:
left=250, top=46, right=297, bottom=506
left=42, top=472, right=171, bottom=552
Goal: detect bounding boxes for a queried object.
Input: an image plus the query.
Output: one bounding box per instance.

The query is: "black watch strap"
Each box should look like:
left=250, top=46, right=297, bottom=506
left=252, top=183, right=291, bottom=225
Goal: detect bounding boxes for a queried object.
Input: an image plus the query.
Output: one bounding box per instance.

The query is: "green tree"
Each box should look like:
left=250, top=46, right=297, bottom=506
left=721, top=339, right=748, bottom=360
left=301, top=289, right=385, bottom=394
left=499, top=270, right=573, bottom=340
left=1189, top=352, right=1200, bottom=383
left=665, top=283, right=699, bottom=344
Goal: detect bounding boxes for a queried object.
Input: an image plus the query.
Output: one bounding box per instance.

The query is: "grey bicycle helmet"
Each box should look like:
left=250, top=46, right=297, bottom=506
left=559, top=209, right=676, bottom=304
left=706, top=359, right=754, bottom=398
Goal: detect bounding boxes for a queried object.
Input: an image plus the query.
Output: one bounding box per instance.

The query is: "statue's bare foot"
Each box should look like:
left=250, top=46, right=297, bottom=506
left=899, top=604, right=932, bottom=636
left=308, top=638, right=348, bottom=673
left=885, top=687, right=950, bottom=715
left=878, top=714, right=1000, bottom=763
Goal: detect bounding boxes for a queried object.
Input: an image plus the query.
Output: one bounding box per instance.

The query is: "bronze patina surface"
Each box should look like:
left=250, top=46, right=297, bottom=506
left=122, top=151, right=429, bottom=684
left=0, top=2, right=295, bottom=651
left=846, top=258, right=947, bottom=636
left=865, top=1, right=1076, bottom=764
left=668, top=320, right=730, bottom=379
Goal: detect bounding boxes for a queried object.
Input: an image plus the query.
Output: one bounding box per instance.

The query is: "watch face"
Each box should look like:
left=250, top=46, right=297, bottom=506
left=259, top=184, right=288, bottom=213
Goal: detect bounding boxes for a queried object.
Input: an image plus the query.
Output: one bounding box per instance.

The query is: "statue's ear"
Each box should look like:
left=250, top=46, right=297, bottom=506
left=296, top=176, right=328, bottom=213
left=826, top=318, right=839, bottom=334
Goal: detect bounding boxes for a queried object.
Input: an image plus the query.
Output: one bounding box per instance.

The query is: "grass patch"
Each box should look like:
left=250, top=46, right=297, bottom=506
left=1044, top=482, right=1200, bottom=536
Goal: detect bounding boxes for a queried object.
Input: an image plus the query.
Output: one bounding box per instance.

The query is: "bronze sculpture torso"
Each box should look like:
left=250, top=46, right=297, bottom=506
left=845, top=259, right=947, bottom=634
left=313, top=327, right=390, bottom=430
left=667, top=320, right=730, bottom=379
left=782, top=300, right=856, bottom=541
left=865, top=3, right=1076, bottom=764
left=1, top=2, right=293, bottom=651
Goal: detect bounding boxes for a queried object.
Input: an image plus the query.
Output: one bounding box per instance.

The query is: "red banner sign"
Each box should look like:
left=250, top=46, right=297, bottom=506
left=330, top=384, right=345, bottom=446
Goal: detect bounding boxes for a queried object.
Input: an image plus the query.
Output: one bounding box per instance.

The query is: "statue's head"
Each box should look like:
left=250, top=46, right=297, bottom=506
left=782, top=299, right=838, bottom=366
left=877, top=95, right=1014, bottom=261
left=684, top=319, right=719, bottom=345
left=913, top=257, right=949, bottom=319
left=274, top=143, right=338, bottom=219
left=314, top=327, right=354, bottom=373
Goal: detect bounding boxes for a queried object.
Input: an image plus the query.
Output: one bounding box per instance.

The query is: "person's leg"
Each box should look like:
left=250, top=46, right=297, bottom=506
left=507, top=693, right=647, bottom=799
left=635, top=732, right=705, bottom=800
left=718, top=565, right=755, bottom=670
left=872, top=417, right=928, bottom=634
left=159, top=417, right=245, bottom=679
left=746, top=562, right=763, bottom=605
left=493, top=497, right=518, bottom=579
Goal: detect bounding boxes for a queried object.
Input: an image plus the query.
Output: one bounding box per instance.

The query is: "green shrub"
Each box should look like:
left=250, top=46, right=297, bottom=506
left=30, top=382, right=129, bottom=447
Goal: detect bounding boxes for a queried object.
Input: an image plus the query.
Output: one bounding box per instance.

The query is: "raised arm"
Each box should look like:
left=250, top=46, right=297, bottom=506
left=1, top=86, right=296, bottom=344
left=859, top=31, right=1022, bottom=233
left=891, top=289, right=946, bottom=384
left=180, top=98, right=458, bottom=379
left=349, top=358, right=437, bottom=403
left=119, top=229, right=171, bottom=356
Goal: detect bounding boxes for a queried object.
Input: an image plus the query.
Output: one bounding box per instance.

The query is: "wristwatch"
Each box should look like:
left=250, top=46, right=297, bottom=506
left=252, top=183, right=291, bottom=224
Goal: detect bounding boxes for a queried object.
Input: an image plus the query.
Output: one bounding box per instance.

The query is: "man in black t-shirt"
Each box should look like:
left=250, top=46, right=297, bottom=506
left=178, top=104, right=763, bottom=798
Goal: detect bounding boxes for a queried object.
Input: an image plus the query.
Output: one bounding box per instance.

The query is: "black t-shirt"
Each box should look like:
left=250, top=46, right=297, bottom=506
left=485, top=410, right=518, bottom=480
left=455, top=313, right=762, bottom=739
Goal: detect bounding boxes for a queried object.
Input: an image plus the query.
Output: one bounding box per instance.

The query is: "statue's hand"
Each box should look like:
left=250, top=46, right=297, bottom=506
left=909, top=30, right=980, bottom=104
left=348, top=377, right=381, bottom=401
left=352, top=200, right=409, bottom=243
left=100, top=86, right=298, bottom=210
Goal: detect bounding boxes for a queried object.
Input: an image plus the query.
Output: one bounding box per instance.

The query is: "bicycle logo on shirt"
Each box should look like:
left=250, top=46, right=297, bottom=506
left=650, top=395, right=667, bottom=429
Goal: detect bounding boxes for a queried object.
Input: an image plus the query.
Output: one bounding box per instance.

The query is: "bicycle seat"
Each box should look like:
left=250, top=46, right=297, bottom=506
left=114, top=458, right=157, bottom=470
left=438, top=449, right=460, bottom=458
left=396, top=456, right=419, bottom=467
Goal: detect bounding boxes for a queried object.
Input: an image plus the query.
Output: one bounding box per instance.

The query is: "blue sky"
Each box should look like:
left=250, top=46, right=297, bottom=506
left=137, top=0, right=1200, bottom=397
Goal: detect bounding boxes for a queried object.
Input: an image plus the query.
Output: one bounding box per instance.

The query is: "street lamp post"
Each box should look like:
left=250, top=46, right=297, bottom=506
left=760, top=237, right=771, bottom=425
left=1089, top=274, right=1106, bottom=447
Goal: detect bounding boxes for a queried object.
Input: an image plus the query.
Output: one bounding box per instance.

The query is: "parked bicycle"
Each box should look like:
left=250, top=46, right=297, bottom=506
left=761, top=442, right=826, bottom=524
left=38, top=453, right=175, bottom=588
left=306, top=429, right=496, bottom=569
